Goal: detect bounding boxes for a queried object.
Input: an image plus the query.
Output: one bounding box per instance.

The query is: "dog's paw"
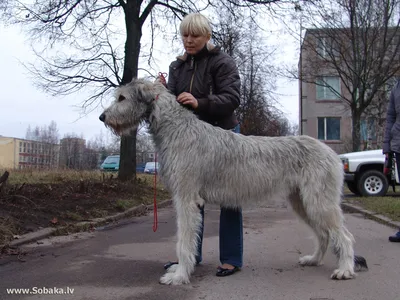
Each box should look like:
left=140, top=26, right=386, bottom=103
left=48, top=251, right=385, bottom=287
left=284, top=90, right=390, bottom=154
left=299, top=255, right=320, bottom=266
left=330, top=268, right=355, bottom=280
left=166, top=263, right=179, bottom=273
left=159, top=272, right=190, bottom=285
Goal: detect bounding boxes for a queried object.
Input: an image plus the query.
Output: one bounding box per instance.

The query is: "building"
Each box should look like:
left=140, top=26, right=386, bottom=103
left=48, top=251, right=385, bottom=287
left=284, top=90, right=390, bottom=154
left=299, top=27, right=399, bottom=153
left=136, top=151, right=156, bottom=164
left=1, top=134, right=156, bottom=171
left=0, top=136, right=60, bottom=170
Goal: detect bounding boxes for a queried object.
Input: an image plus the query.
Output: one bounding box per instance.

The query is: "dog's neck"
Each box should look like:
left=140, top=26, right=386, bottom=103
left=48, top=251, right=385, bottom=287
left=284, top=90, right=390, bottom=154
left=147, top=89, right=198, bottom=152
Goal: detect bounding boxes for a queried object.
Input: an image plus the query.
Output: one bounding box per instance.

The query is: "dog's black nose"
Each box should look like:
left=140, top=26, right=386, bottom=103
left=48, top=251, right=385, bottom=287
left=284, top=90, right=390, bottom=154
left=99, top=113, right=106, bottom=122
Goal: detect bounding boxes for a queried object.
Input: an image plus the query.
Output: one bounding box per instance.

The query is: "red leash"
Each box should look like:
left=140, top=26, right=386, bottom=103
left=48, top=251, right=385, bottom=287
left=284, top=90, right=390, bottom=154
left=153, top=152, right=158, bottom=232
left=157, top=72, right=167, bottom=87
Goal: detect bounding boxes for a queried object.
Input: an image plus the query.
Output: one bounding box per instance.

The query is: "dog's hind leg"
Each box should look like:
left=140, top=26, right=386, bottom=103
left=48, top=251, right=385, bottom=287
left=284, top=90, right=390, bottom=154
left=300, top=187, right=358, bottom=279
left=329, top=224, right=355, bottom=279
left=160, top=194, right=203, bottom=285
left=289, top=191, right=329, bottom=267
left=299, top=227, right=329, bottom=267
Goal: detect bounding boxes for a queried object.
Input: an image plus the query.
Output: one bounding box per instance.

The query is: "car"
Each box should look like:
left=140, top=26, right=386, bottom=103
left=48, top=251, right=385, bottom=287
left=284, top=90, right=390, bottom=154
left=100, top=155, right=120, bottom=172
left=136, top=162, right=146, bottom=173
left=144, top=162, right=160, bottom=174
left=338, top=149, right=399, bottom=196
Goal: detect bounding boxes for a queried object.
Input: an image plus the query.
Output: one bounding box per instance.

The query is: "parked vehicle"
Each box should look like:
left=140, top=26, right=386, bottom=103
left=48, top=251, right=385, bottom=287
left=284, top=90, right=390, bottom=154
left=339, top=149, right=399, bottom=196
left=136, top=162, right=146, bottom=173
left=100, top=155, right=120, bottom=172
left=144, top=162, right=159, bottom=174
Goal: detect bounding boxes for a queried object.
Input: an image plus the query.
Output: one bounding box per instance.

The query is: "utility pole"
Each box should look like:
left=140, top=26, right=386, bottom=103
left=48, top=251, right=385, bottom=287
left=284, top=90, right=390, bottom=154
left=295, top=2, right=304, bottom=135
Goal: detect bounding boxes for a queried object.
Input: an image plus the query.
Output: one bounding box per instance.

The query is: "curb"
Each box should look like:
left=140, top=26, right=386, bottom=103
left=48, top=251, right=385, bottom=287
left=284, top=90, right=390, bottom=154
left=4, top=200, right=398, bottom=248
left=341, top=201, right=400, bottom=230
left=3, top=199, right=172, bottom=249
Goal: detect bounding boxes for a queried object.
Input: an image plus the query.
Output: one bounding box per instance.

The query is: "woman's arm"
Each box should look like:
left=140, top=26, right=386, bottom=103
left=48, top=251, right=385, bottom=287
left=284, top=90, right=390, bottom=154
left=383, top=82, right=398, bottom=153
left=195, top=54, right=240, bottom=118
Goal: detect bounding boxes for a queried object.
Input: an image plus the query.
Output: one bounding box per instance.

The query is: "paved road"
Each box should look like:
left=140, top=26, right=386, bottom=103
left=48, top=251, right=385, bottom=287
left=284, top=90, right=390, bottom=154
left=0, top=203, right=399, bottom=300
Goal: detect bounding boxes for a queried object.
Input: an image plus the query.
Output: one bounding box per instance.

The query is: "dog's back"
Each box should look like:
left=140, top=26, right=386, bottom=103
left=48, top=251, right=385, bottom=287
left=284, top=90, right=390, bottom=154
left=184, top=132, right=343, bottom=208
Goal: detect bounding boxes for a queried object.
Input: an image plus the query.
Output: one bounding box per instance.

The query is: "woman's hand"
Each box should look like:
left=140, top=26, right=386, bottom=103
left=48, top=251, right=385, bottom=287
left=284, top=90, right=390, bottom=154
left=177, top=92, right=198, bottom=109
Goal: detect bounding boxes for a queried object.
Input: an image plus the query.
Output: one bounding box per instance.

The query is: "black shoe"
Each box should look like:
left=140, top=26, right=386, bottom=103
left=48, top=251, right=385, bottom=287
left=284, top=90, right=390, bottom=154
left=163, top=261, right=178, bottom=270
left=216, top=266, right=240, bottom=277
left=389, top=234, right=400, bottom=242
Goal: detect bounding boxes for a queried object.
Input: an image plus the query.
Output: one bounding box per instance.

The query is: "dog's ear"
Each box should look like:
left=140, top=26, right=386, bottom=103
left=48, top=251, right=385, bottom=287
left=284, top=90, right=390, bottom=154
left=135, top=79, right=158, bottom=104
left=114, top=87, right=128, bottom=103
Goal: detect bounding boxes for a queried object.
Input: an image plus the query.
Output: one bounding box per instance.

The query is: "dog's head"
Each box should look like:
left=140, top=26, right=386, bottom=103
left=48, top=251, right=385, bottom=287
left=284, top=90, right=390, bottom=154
left=99, top=78, right=161, bottom=135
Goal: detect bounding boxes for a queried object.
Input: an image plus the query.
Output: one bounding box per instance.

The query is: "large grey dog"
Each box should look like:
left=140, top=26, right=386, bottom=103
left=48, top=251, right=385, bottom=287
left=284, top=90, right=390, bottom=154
left=100, top=78, right=367, bottom=285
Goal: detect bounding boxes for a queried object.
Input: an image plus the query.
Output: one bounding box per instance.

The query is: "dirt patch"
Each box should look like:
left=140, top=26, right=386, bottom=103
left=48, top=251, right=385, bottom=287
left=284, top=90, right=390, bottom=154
left=0, top=173, right=170, bottom=246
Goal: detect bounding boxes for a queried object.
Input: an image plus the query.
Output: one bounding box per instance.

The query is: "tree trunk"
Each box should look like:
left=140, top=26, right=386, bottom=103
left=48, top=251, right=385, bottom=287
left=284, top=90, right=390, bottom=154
left=352, top=110, right=361, bottom=152
left=118, top=0, right=142, bottom=181
left=119, top=129, right=137, bottom=181
left=366, top=116, right=373, bottom=150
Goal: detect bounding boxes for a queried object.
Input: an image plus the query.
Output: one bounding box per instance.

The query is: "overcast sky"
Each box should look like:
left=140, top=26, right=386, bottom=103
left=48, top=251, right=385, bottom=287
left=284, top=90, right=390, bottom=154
left=0, top=18, right=299, bottom=144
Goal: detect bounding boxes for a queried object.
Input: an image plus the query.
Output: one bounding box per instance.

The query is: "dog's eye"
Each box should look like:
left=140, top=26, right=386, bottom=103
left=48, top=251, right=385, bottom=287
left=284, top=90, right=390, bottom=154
left=118, top=95, right=126, bottom=102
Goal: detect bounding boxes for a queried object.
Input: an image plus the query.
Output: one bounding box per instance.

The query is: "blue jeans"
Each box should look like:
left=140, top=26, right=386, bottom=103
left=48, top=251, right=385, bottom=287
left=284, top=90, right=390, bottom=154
left=195, top=123, right=243, bottom=267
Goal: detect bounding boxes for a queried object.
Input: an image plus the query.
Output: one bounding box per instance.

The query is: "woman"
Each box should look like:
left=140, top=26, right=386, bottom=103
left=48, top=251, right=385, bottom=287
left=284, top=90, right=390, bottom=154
left=160, top=13, right=243, bottom=276
left=383, top=80, right=400, bottom=243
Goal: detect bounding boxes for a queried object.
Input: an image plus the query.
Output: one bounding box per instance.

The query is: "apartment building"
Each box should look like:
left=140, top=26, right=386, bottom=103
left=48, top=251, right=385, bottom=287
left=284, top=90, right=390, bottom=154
left=0, top=136, right=59, bottom=170
left=299, top=27, right=399, bottom=154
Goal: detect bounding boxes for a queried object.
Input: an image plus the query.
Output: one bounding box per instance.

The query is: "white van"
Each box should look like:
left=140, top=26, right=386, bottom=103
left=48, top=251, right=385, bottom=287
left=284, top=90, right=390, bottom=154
left=144, top=162, right=160, bottom=174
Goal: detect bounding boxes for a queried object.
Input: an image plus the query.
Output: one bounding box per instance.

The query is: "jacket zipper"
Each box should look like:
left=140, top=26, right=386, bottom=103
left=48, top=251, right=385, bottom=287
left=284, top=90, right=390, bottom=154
left=189, top=57, right=196, bottom=93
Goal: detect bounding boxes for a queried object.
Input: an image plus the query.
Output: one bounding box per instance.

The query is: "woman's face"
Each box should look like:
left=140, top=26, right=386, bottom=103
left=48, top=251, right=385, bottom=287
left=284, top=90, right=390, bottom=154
left=182, top=33, right=210, bottom=55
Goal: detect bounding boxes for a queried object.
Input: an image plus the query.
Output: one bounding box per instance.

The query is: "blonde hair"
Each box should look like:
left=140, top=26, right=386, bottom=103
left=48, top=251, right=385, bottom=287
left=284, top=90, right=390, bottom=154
left=180, top=13, right=212, bottom=37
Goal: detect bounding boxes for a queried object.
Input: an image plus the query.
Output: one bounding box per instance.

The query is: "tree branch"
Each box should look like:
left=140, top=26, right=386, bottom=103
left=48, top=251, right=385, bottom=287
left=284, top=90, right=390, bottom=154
left=140, top=0, right=158, bottom=26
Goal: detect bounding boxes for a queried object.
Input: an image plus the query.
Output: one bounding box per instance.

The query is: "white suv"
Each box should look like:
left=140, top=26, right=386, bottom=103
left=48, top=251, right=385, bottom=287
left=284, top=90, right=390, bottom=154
left=338, top=149, right=398, bottom=196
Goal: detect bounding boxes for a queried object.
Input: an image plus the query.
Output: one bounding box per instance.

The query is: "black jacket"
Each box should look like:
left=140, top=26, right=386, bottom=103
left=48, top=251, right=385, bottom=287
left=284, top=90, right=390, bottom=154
left=383, top=81, right=400, bottom=153
left=167, top=45, right=240, bottom=129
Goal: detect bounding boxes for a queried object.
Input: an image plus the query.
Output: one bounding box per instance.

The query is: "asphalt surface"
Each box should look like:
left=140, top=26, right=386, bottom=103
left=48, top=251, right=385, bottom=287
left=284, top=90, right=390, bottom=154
left=0, top=203, right=399, bottom=300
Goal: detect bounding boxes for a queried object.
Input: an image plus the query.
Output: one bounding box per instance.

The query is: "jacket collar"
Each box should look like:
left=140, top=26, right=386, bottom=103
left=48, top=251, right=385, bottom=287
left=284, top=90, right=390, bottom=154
left=177, top=43, right=220, bottom=62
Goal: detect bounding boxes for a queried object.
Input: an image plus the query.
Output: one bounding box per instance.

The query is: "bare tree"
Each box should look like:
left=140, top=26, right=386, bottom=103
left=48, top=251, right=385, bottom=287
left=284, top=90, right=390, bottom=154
left=297, top=0, right=400, bottom=151
left=2, top=0, right=309, bottom=179
left=287, top=122, right=299, bottom=136
left=59, top=133, right=86, bottom=169
left=213, top=7, right=293, bottom=136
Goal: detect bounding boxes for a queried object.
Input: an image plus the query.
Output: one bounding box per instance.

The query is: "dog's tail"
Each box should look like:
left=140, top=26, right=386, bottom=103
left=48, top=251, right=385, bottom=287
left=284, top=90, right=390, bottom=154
left=354, top=255, right=368, bottom=271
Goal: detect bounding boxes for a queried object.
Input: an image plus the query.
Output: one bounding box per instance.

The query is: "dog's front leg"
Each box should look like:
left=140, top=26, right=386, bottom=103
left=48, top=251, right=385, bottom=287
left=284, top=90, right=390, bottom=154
left=160, top=197, right=202, bottom=285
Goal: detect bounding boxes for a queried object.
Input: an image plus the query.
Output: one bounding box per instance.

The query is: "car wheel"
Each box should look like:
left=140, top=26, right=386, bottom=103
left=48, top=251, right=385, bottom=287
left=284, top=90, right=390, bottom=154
left=357, top=170, right=388, bottom=197
left=347, top=181, right=361, bottom=195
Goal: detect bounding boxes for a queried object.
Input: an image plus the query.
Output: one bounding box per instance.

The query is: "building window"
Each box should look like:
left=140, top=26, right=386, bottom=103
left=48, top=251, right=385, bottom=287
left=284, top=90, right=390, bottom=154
left=317, top=37, right=339, bottom=59
left=317, top=37, right=329, bottom=58
left=316, top=76, right=340, bottom=100
left=318, top=117, right=340, bottom=140
left=360, top=118, right=377, bottom=141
